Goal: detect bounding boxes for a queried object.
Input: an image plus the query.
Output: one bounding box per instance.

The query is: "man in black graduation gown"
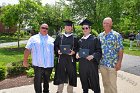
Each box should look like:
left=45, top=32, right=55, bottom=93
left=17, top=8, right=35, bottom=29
left=76, top=19, right=102, bottom=93
left=54, top=20, right=78, bottom=93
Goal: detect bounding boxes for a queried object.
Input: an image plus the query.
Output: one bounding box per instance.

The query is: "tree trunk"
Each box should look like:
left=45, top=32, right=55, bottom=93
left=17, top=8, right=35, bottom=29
left=17, top=24, right=21, bottom=48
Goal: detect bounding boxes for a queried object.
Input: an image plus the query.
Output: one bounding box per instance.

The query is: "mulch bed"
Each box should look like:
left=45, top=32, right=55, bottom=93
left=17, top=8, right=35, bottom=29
left=0, top=75, right=34, bottom=90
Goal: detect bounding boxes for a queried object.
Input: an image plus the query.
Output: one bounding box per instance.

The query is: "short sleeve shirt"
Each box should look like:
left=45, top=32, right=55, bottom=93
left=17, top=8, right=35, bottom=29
left=98, top=30, right=123, bottom=68
left=25, top=33, right=54, bottom=68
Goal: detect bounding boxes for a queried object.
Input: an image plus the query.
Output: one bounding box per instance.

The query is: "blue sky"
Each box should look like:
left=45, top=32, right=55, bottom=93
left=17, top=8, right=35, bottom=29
left=0, top=0, right=56, bottom=6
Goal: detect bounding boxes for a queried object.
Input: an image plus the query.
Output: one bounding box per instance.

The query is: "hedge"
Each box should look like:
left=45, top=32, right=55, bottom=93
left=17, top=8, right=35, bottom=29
left=0, top=67, right=7, bottom=80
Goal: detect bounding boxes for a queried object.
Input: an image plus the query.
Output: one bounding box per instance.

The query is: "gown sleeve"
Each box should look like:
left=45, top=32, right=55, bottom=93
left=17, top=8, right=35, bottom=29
left=73, top=37, right=79, bottom=53
left=54, top=35, right=61, bottom=57
left=92, top=37, right=102, bottom=64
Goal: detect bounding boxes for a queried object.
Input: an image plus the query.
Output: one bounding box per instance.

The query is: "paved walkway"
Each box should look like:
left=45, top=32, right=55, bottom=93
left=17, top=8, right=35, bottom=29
left=121, top=54, right=140, bottom=76
left=0, top=40, right=28, bottom=48
left=0, top=71, right=140, bottom=93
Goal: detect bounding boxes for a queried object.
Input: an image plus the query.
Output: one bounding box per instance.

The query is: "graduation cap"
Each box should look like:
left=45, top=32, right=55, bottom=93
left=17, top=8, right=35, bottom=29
left=79, top=19, right=92, bottom=26
left=63, top=20, right=74, bottom=26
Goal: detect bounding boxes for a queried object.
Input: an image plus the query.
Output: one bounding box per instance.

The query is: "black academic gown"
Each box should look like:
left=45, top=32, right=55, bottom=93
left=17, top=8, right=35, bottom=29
left=54, top=34, right=78, bottom=87
left=78, top=35, right=102, bottom=93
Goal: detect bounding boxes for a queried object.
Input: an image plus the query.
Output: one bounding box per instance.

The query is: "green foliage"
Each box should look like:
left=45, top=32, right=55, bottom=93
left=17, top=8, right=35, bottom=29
left=50, top=70, right=55, bottom=81
left=0, top=5, right=18, bottom=27
left=0, top=46, right=25, bottom=66
left=76, top=62, right=79, bottom=75
left=42, top=4, right=62, bottom=35
left=0, top=67, right=7, bottom=80
left=7, top=61, right=27, bottom=77
left=0, top=0, right=44, bottom=47
left=65, top=0, right=140, bottom=36
left=74, top=26, right=83, bottom=38
left=26, top=67, right=55, bottom=80
left=74, top=26, right=98, bottom=38
left=91, top=29, right=99, bottom=36
left=13, top=30, right=26, bottom=37
left=0, top=0, right=140, bottom=38
left=26, top=67, right=34, bottom=77
left=123, top=39, right=140, bottom=56
left=69, top=0, right=122, bottom=32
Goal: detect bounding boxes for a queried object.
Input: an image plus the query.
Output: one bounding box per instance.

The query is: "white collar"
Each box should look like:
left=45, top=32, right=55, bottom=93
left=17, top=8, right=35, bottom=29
left=63, top=33, right=73, bottom=37
left=81, top=34, right=91, bottom=39
left=39, top=32, right=48, bottom=37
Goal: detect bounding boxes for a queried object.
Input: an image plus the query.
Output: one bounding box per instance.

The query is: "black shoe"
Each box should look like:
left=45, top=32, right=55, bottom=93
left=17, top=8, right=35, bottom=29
left=83, top=89, right=88, bottom=93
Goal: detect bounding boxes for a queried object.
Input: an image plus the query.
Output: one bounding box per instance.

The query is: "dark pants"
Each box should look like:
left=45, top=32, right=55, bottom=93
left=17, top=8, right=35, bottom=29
left=83, top=89, right=100, bottom=93
left=83, top=89, right=88, bottom=93
left=33, top=66, right=52, bottom=93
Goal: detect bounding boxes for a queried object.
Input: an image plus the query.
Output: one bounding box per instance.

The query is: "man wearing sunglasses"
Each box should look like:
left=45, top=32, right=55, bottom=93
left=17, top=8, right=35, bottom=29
left=23, top=23, right=54, bottom=93
left=76, top=19, right=102, bottom=93
left=54, top=20, right=78, bottom=93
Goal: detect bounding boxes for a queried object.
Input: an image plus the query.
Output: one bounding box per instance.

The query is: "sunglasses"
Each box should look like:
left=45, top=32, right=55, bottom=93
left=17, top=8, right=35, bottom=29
left=82, top=27, right=89, bottom=30
left=41, top=27, right=48, bottom=30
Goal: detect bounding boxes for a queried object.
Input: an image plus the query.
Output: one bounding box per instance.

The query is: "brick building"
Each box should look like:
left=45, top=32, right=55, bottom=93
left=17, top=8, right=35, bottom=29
left=0, top=22, right=17, bottom=33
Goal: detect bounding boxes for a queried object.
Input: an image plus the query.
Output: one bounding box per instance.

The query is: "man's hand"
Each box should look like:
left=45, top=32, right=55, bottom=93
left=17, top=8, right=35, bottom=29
left=23, top=49, right=30, bottom=67
left=76, top=53, right=80, bottom=59
left=58, top=50, right=62, bottom=55
left=86, top=55, right=94, bottom=61
left=23, top=60, right=29, bottom=67
left=69, top=50, right=75, bottom=55
left=115, top=49, right=123, bottom=71
left=115, top=61, right=122, bottom=71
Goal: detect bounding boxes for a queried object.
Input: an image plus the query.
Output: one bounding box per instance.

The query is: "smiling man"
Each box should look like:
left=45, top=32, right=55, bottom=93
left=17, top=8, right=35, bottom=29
left=23, top=23, right=54, bottom=93
left=98, top=17, right=123, bottom=93
left=76, top=19, right=102, bottom=93
left=54, top=20, right=78, bottom=93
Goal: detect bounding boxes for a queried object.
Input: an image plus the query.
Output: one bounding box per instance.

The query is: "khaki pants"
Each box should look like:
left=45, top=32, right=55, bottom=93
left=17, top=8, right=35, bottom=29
left=100, top=66, right=117, bottom=93
left=57, top=84, right=73, bottom=93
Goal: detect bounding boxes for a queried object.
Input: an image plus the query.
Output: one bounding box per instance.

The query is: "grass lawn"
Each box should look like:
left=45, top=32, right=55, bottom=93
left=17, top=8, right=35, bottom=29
left=0, top=45, right=26, bottom=66
left=123, top=39, right=140, bottom=56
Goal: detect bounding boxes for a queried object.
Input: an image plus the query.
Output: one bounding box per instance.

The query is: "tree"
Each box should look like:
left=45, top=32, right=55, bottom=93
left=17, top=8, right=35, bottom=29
left=69, top=0, right=122, bottom=32
left=118, top=0, right=140, bottom=37
left=42, top=1, right=75, bottom=35
left=0, top=5, right=18, bottom=28
left=0, top=0, right=43, bottom=48
left=64, top=0, right=139, bottom=38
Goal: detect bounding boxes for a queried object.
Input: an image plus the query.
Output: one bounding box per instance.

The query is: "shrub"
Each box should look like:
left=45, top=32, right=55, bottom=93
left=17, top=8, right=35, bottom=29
left=76, top=62, right=79, bottom=75
left=26, top=67, right=55, bottom=81
left=7, top=67, right=26, bottom=77
left=26, top=67, right=34, bottom=77
left=50, top=71, right=55, bottom=81
left=7, top=61, right=27, bottom=77
left=74, top=26, right=99, bottom=38
left=0, top=67, right=7, bottom=80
